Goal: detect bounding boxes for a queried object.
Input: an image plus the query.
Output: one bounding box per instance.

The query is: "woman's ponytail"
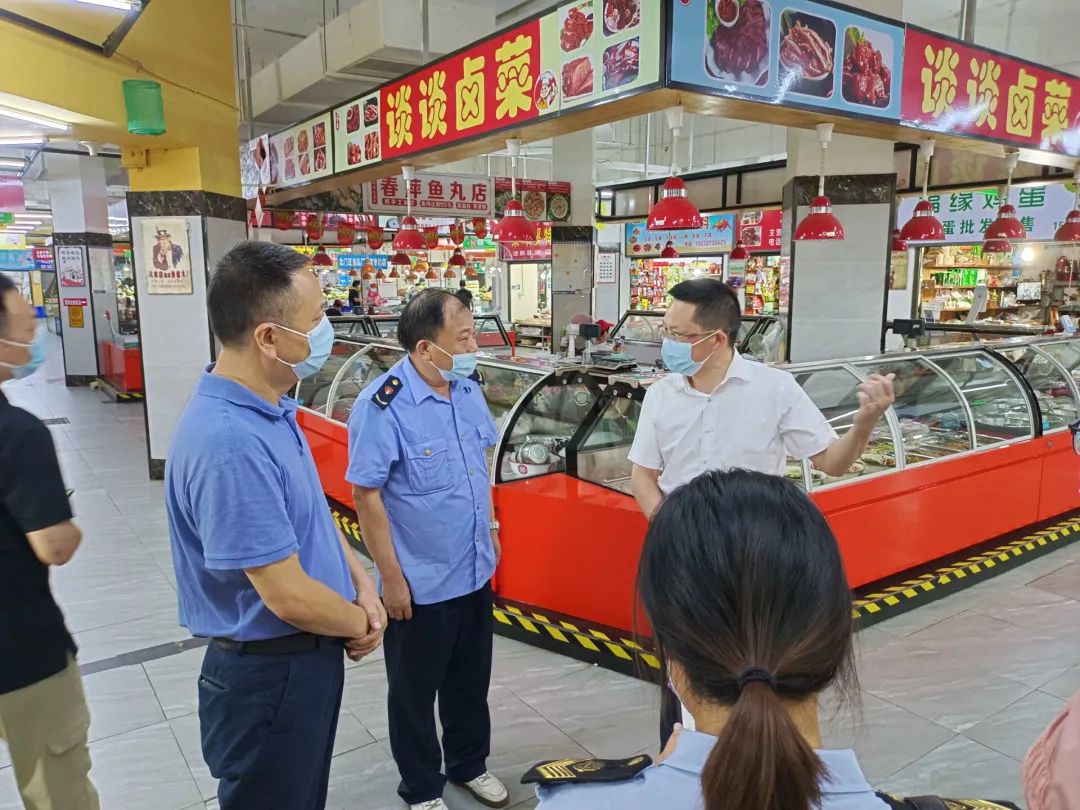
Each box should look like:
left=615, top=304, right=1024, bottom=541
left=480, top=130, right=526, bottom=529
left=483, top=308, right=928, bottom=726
left=701, top=680, right=825, bottom=810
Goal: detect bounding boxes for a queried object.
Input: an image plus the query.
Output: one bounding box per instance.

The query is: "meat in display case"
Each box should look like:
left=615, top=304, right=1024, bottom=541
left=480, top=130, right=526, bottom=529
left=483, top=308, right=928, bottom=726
left=295, top=334, right=1080, bottom=640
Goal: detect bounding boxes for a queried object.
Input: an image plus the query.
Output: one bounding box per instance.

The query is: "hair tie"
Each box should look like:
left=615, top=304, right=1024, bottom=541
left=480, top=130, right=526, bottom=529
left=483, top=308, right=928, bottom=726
left=737, top=668, right=777, bottom=693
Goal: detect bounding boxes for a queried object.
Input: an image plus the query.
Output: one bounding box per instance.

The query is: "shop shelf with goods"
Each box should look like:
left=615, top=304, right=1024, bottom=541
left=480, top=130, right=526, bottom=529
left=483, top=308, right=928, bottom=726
left=628, top=256, right=723, bottom=311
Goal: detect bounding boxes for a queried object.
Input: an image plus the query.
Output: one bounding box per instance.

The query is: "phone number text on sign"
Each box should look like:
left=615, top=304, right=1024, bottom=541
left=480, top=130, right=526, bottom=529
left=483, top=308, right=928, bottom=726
left=380, top=19, right=542, bottom=161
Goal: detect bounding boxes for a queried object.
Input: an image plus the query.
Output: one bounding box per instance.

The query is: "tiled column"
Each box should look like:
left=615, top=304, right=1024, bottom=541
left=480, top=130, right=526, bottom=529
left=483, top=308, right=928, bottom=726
left=550, top=131, right=596, bottom=344
left=782, top=131, right=897, bottom=362
left=46, top=153, right=111, bottom=386
left=127, top=191, right=247, bottom=479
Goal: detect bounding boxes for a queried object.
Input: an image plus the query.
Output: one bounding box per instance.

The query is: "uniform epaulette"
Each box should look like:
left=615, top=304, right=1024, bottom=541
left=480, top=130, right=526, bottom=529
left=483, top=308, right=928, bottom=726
left=876, top=793, right=1021, bottom=809
left=521, top=755, right=651, bottom=786
left=469, top=369, right=484, bottom=384
left=372, top=376, right=403, bottom=410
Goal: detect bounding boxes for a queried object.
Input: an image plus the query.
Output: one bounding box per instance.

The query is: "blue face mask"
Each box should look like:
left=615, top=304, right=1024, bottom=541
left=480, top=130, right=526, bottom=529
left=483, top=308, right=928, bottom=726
left=274, top=316, right=335, bottom=380
left=661, top=330, right=720, bottom=376
left=431, top=343, right=478, bottom=382
left=0, top=325, right=47, bottom=380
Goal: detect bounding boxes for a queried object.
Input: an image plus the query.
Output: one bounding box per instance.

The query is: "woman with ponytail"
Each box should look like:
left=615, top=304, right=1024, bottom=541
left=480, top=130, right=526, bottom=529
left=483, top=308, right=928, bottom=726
left=533, top=469, right=887, bottom=810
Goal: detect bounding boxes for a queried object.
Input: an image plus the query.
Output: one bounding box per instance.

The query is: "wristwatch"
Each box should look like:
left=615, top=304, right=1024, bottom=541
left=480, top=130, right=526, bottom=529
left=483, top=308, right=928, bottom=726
left=489, top=519, right=501, bottom=532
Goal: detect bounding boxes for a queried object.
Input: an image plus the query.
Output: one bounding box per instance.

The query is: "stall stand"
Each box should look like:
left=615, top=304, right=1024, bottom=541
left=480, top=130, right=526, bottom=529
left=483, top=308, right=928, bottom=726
left=253, top=0, right=1080, bottom=670
left=895, top=183, right=1080, bottom=336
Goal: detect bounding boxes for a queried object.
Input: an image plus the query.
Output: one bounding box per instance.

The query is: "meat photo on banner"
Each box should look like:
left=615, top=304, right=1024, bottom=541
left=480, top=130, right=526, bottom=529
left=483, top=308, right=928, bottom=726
left=669, top=0, right=904, bottom=121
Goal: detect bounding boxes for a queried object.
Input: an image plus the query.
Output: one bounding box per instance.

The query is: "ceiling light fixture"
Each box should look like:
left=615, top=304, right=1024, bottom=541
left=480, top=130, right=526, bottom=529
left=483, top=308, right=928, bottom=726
left=794, top=123, right=844, bottom=241
left=891, top=229, right=909, bottom=252
left=0, top=106, right=70, bottom=132
left=496, top=139, right=536, bottom=243
left=983, top=151, right=1027, bottom=251
left=1054, top=163, right=1080, bottom=244
left=74, top=0, right=141, bottom=11
left=647, top=107, right=704, bottom=231
left=448, top=248, right=468, bottom=268
left=0, top=135, right=44, bottom=146
left=392, top=166, right=426, bottom=251
left=899, top=139, right=945, bottom=242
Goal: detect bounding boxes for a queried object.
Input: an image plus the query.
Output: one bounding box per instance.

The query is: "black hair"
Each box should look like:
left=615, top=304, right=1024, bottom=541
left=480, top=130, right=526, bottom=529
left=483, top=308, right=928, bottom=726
left=0, top=273, right=15, bottom=337
left=351, top=279, right=361, bottom=287
left=668, top=277, right=741, bottom=346
left=207, top=241, right=312, bottom=346
left=459, top=280, right=467, bottom=289
left=638, top=470, right=856, bottom=810
left=397, top=288, right=466, bottom=352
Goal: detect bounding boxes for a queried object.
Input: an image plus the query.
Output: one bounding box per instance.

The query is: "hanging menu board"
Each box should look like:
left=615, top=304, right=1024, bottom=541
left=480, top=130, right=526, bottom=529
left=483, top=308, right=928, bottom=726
left=332, top=91, right=381, bottom=173
left=269, top=112, right=332, bottom=188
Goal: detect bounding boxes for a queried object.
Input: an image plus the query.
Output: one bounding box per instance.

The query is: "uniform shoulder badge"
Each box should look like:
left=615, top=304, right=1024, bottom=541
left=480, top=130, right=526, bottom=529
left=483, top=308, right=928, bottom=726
left=372, top=376, right=403, bottom=410
left=876, top=793, right=1021, bottom=810
left=468, top=369, right=484, bottom=385
left=521, top=755, right=651, bottom=786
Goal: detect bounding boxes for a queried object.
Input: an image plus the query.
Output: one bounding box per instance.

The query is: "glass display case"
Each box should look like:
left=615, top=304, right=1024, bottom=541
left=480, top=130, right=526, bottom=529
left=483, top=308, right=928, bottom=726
left=490, top=340, right=1065, bottom=496
left=608, top=309, right=783, bottom=366
left=294, top=337, right=551, bottom=454
left=329, top=313, right=511, bottom=349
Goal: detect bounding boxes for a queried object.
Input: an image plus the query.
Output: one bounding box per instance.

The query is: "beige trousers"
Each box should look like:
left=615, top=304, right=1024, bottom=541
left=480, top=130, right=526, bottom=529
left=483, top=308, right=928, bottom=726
left=0, top=658, right=100, bottom=810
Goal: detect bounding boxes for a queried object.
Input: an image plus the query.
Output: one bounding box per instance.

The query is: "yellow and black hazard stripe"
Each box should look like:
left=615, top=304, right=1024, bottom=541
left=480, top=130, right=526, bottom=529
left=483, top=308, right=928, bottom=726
left=92, top=377, right=144, bottom=403
left=853, top=513, right=1080, bottom=626
left=325, top=495, right=1080, bottom=678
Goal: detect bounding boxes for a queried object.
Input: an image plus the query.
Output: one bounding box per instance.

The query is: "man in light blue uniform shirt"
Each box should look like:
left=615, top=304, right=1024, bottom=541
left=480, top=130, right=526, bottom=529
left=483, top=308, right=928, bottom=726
left=166, top=241, right=385, bottom=810
left=348, top=289, right=508, bottom=810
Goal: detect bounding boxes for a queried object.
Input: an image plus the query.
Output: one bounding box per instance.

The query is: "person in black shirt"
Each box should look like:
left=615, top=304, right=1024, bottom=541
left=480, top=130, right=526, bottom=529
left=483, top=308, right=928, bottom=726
left=347, top=279, right=362, bottom=312
left=325, top=299, right=344, bottom=317
left=0, top=274, right=99, bottom=809
left=455, top=280, right=473, bottom=311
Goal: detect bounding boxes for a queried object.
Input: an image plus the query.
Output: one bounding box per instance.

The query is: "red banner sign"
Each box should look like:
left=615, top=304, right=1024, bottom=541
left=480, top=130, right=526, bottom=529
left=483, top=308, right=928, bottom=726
left=734, top=209, right=783, bottom=253
left=380, top=19, right=541, bottom=162
left=901, top=28, right=1080, bottom=157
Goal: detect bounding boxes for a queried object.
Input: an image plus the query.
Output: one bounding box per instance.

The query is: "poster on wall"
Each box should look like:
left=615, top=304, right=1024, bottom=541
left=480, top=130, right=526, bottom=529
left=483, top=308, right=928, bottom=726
left=494, top=178, right=571, bottom=221
left=734, top=209, right=783, bottom=252
left=669, top=0, right=905, bottom=121
left=596, top=250, right=618, bottom=283
left=143, top=218, right=193, bottom=295
left=57, top=246, right=85, bottom=287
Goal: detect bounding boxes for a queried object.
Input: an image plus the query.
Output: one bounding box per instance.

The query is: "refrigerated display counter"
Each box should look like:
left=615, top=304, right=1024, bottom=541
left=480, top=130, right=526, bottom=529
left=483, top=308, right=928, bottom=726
left=330, top=313, right=512, bottom=349
left=295, top=333, right=1080, bottom=638
left=488, top=336, right=1080, bottom=634
left=609, top=309, right=782, bottom=366
left=294, top=335, right=553, bottom=506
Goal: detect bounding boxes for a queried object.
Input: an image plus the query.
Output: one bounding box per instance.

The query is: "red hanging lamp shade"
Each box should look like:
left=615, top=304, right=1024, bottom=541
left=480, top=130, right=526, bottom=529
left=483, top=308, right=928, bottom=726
left=795, top=196, right=845, bottom=240
left=647, top=176, right=704, bottom=231
left=425, top=267, right=439, bottom=280
left=891, top=229, right=909, bottom=252
left=497, top=199, right=535, bottom=243
left=465, top=266, right=478, bottom=278
left=393, top=215, right=425, bottom=250
left=984, top=203, right=1027, bottom=241
left=360, top=260, right=375, bottom=280
left=659, top=241, right=679, bottom=259
left=982, top=237, right=1013, bottom=254
left=899, top=199, right=945, bottom=241
left=448, top=247, right=468, bottom=268
left=443, top=266, right=456, bottom=279
left=729, top=240, right=749, bottom=260
left=311, top=246, right=334, bottom=266
left=1055, top=209, right=1080, bottom=243
left=389, top=251, right=412, bottom=267
left=388, top=267, right=400, bottom=279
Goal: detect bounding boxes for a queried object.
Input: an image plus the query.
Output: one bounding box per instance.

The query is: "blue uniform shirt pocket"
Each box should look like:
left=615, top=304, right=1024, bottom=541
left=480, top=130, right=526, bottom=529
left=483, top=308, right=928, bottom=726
left=404, top=438, right=452, bottom=493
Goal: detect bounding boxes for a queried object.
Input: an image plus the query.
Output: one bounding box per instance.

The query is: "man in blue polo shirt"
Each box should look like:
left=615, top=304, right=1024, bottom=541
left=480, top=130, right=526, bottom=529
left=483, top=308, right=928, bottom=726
left=349, top=289, right=507, bottom=810
left=166, top=241, right=386, bottom=810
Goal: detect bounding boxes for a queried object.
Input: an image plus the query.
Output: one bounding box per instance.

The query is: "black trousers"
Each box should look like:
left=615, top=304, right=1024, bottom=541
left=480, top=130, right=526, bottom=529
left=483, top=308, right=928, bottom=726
left=385, top=583, right=493, bottom=805
left=198, top=639, right=345, bottom=810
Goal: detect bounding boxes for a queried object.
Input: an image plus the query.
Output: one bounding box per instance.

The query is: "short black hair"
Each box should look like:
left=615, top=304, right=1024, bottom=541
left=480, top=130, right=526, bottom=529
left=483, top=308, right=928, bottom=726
left=668, top=277, right=741, bottom=346
left=397, top=288, right=466, bottom=352
left=0, top=273, right=15, bottom=337
left=208, top=241, right=311, bottom=346
left=459, top=280, right=467, bottom=289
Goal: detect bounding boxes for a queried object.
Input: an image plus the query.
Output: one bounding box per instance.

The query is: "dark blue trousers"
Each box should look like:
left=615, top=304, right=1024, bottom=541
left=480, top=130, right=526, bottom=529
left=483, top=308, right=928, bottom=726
left=385, top=584, right=493, bottom=805
left=198, top=639, right=345, bottom=810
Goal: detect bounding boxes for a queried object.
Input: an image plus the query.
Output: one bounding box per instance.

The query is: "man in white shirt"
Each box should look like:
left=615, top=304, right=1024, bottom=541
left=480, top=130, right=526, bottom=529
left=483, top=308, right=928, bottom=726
left=628, top=278, right=894, bottom=746
left=629, top=277, right=894, bottom=518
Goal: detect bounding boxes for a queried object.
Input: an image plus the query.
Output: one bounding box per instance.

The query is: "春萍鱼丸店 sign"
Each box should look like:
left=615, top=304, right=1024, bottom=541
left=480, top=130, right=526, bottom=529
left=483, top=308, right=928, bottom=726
left=896, top=182, right=1078, bottom=243
left=362, top=173, right=495, bottom=218
left=901, top=28, right=1080, bottom=157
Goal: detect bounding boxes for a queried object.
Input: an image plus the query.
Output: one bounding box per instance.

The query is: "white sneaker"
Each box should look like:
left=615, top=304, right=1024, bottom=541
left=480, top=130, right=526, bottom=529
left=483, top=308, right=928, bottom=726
left=410, top=801, right=448, bottom=810
left=459, top=772, right=509, bottom=808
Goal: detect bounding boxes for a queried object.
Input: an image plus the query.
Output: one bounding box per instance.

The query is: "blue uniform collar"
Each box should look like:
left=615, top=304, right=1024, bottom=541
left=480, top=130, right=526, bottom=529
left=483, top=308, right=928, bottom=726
left=663, top=730, right=873, bottom=795
left=195, top=365, right=297, bottom=419
left=401, top=354, right=464, bottom=404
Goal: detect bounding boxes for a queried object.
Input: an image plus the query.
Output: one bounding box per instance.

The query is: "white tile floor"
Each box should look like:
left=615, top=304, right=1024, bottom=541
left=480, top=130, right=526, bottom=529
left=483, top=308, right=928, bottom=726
left=3, top=334, right=1080, bottom=808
